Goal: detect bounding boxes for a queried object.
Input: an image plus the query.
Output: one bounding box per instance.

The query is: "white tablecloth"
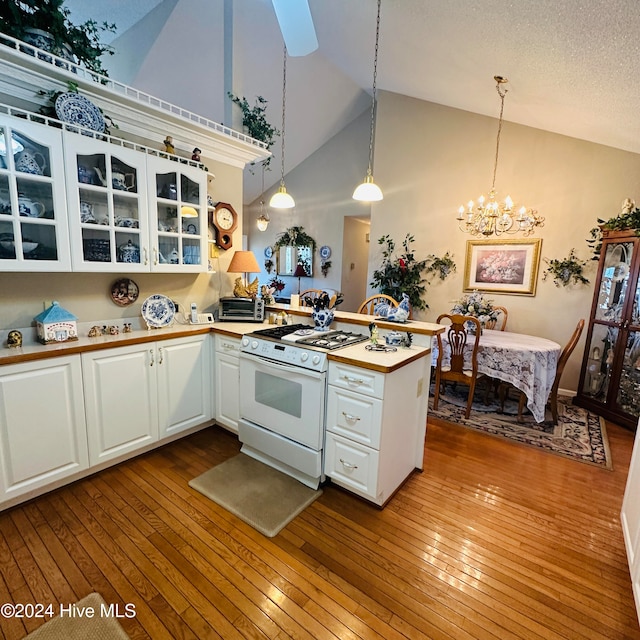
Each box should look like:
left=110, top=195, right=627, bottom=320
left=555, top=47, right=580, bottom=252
left=433, top=329, right=562, bottom=422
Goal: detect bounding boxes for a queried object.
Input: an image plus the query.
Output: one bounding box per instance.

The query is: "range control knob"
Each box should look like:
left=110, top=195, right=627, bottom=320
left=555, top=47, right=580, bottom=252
left=312, top=355, right=321, bottom=365
left=300, top=352, right=309, bottom=362
left=251, top=340, right=259, bottom=350
left=241, top=337, right=249, bottom=347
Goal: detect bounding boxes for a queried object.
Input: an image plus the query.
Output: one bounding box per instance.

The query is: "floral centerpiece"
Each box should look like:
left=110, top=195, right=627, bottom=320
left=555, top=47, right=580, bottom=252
left=268, top=276, right=285, bottom=294
left=451, top=290, right=499, bottom=328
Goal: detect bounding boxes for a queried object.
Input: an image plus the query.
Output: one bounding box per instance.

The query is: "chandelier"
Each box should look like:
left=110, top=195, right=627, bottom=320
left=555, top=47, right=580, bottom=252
left=457, top=76, right=544, bottom=237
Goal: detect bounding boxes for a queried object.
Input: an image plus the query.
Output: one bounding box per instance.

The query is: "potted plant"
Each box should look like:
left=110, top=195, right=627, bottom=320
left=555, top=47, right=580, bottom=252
left=370, top=234, right=429, bottom=311
left=0, top=0, right=116, bottom=76
left=227, top=92, right=279, bottom=169
left=542, top=249, right=590, bottom=287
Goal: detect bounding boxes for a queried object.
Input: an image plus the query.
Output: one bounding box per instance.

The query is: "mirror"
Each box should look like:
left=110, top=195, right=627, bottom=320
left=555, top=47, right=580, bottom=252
left=277, top=244, right=313, bottom=276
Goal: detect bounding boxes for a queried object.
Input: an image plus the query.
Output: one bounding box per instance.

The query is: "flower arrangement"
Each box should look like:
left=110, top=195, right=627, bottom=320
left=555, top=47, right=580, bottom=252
left=268, top=276, right=285, bottom=293
left=451, top=290, right=499, bottom=326
left=370, top=234, right=429, bottom=311
left=543, top=249, right=590, bottom=287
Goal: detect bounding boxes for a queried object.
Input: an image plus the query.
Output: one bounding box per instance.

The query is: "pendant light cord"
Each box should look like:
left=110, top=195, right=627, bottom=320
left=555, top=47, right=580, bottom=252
left=279, top=44, right=287, bottom=187
left=366, top=0, right=382, bottom=177
left=491, top=78, right=508, bottom=191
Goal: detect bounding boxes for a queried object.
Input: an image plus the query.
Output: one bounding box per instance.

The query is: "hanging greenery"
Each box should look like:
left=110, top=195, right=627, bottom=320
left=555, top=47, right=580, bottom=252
left=425, top=252, right=456, bottom=282
left=227, top=93, right=279, bottom=169
left=273, top=226, right=317, bottom=252
left=587, top=198, right=640, bottom=258
left=543, top=249, right=590, bottom=287
left=370, top=234, right=429, bottom=311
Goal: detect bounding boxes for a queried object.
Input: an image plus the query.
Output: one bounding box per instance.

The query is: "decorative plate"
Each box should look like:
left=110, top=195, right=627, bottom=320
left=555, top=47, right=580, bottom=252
left=141, top=294, right=175, bottom=328
left=320, top=245, right=331, bottom=260
left=55, top=92, right=106, bottom=133
left=110, top=278, right=139, bottom=307
left=264, top=246, right=273, bottom=258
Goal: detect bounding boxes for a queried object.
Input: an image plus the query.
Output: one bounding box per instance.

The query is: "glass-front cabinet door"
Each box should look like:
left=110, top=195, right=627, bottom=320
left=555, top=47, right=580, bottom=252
left=576, top=232, right=640, bottom=429
left=63, top=132, right=149, bottom=271
left=146, top=156, right=207, bottom=272
left=0, top=114, right=70, bottom=271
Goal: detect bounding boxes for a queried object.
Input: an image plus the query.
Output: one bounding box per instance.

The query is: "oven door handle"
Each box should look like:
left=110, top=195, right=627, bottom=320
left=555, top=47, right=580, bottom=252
left=240, top=352, right=325, bottom=380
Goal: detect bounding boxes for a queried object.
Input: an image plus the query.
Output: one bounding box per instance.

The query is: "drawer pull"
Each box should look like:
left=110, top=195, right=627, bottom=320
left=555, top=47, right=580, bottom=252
left=341, top=375, right=364, bottom=385
left=149, top=348, right=155, bottom=366
left=158, top=347, right=164, bottom=365
left=341, top=411, right=361, bottom=422
left=143, top=247, right=149, bottom=265
left=339, top=458, right=358, bottom=470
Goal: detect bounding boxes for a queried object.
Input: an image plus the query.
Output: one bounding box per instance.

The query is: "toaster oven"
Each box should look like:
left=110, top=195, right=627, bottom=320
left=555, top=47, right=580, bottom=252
left=219, top=296, right=265, bottom=322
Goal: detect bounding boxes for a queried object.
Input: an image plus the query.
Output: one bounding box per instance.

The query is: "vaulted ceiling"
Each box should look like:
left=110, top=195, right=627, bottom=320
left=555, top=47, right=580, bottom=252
left=64, top=0, right=640, bottom=203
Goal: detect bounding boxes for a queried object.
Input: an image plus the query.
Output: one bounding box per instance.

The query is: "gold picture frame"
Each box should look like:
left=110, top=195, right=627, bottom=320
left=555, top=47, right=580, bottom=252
left=464, top=238, right=542, bottom=295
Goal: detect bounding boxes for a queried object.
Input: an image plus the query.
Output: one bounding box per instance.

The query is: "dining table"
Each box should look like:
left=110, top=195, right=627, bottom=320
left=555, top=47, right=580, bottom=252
left=432, top=328, right=562, bottom=423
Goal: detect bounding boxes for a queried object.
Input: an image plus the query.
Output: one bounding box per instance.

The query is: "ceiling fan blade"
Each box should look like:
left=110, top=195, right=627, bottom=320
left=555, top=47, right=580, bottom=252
left=271, top=0, right=318, bottom=56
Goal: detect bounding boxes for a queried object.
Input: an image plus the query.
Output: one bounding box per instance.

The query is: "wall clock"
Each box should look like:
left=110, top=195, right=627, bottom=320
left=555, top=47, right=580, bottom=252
left=210, top=202, right=238, bottom=250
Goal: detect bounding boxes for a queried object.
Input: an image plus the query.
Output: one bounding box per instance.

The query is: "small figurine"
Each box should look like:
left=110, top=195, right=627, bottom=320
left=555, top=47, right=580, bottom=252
left=369, top=322, right=379, bottom=345
left=192, top=147, right=201, bottom=162
left=88, top=325, right=102, bottom=337
left=163, top=136, right=175, bottom=154
left=122, top=322, right=132, bottom=333
left=6, top=329, right=22, bottom=348
left=108, top=325, right=119, bottom=335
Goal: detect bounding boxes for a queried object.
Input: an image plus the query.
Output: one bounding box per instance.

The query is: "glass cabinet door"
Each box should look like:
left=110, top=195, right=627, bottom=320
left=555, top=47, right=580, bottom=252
left=63, top=132, right=149, bottom=271
left=594, top=241, right=634, bottom=322
left=0, top=115, right=71, bottom=271
left=147, top=156, right=207, bottom=272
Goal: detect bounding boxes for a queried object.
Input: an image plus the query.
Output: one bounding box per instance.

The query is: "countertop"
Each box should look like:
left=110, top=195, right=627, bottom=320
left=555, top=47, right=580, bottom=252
left=1, top=313, right=433, bottom=373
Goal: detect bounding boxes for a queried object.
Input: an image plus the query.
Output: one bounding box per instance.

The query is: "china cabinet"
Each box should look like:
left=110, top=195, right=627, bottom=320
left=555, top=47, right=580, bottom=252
left=575, top=229, right=640, bottom=430
left=0, top=113, right=71, bottom=271
left=0, top=355, right=88, bottom=502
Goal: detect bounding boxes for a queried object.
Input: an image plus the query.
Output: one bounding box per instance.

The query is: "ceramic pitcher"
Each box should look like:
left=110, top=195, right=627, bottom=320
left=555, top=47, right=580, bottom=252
left=15, top=150, right=46, bottom=175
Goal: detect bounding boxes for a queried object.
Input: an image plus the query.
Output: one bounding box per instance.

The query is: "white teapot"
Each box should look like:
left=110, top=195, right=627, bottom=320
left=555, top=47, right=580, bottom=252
left=18, top=194, right=45, bottom=218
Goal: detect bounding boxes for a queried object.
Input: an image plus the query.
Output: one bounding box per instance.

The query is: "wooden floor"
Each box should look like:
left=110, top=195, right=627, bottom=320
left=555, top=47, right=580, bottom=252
left=1, top=418, right=639, bottom=640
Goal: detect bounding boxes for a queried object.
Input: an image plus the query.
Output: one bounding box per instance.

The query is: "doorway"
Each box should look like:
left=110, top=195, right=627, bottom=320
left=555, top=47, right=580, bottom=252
left=340, top=216, right=371, bottom=312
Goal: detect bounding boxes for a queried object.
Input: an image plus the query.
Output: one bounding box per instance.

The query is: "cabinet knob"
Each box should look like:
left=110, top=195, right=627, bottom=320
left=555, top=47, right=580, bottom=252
left=143, top=247, right=149, bottom=265
left=158, top=347, right=163, bottom=364
left=149, top=348, right=155, bottom=366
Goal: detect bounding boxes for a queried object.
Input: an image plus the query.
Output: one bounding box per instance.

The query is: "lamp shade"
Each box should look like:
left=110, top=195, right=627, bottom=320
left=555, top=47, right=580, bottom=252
left=227, top=250, right=261, bottom=274
left=293, top=264, right=307, bottom=277
left=353, top=175, right=383, bottom=202
left=180, top=206, right=198, bottom=217
left=269, top=184, right=295, bottom=209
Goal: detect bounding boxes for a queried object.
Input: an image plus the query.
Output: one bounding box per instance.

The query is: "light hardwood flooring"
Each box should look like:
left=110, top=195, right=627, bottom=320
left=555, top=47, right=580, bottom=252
left=0, top=417, right=638, bottom=640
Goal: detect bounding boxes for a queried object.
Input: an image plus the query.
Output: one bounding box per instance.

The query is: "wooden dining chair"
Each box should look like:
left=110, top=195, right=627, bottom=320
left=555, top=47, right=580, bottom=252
left=498, top=319, right=585, bottom=424
left=357, top=294, right=399, bottom=316
left=299, top=289, right=324, bottom=306
left=484, top=306, right=508, bottom=331
left=433, top=313, right=482, bottom=419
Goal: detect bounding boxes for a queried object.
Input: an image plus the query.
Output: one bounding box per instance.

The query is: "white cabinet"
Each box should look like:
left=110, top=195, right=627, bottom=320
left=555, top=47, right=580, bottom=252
left=157, top=334, right=213, bottom=438
left=63, top=132, right=150, bottom=271
left=82, top=334, right=212, bottom=465
left=324, top=357, right=430, bottom=506
left=214, top=334, right=241, bottom=433
left=621, top=416, right=640, bottom=625
left=0, top=356, right=88, bottom=502
left=146, top=155, right=207, bottom=272
left=0, top=113, right=71, bottom=271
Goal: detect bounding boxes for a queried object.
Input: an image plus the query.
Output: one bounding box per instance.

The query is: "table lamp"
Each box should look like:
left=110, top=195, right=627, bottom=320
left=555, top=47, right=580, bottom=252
left=228, top=250, right=261, bottom=297
left=293, top=263, right=307, bottom=294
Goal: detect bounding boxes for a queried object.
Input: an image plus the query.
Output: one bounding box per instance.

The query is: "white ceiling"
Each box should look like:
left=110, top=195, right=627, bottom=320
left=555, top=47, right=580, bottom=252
left=65, top=0, right=640, bottom=201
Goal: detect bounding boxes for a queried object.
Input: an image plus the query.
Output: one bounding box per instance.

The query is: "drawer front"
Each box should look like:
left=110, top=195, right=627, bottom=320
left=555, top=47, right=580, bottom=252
left=326, top=386, right=382, bottom=448
left=214, top=334, right=241, bottom=355
left=324, top=432, right=379, bottom=500
left=328, top=362, right=384, bottom=398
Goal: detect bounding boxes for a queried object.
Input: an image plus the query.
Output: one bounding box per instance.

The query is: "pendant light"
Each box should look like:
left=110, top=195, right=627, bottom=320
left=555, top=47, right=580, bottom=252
left=270, top=45, right=295, bottom=209
left=353, top=0, right=383, bottom=202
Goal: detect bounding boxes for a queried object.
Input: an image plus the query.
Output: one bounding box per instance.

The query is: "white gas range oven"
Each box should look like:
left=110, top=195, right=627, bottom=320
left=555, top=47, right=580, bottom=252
left=238, top=323, right=369, bottom=488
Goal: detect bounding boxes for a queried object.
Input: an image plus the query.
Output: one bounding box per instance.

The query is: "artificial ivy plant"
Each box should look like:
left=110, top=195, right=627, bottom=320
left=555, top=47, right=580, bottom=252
left=542, top=249, right=590, bottom=287
left=587, top=198, right=640, bottom=258
left=273, top=226, right=317, bottom=252
left=425, top=252, right=456, bottom=282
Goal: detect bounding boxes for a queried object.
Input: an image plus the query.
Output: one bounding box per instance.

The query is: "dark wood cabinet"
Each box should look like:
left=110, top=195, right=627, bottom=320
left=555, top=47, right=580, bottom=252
left=574, top=229, right=640, bottom=430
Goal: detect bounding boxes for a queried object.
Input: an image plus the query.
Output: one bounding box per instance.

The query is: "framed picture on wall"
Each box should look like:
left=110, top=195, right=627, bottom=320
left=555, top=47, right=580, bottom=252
left=464, top=238, right=542, bottom=295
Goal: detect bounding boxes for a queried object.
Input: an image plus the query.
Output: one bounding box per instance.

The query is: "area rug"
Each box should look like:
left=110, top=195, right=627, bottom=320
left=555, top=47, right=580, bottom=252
left=429, top=385, right=612, bottom=469
left=24, top=593, right=129, bottom=639
left=189, top=454, right=322, bottom=537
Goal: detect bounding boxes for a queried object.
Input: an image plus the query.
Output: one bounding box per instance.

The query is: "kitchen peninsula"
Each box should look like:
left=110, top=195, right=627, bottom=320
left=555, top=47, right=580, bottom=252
left=0, top=309, right=443, bottom=510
